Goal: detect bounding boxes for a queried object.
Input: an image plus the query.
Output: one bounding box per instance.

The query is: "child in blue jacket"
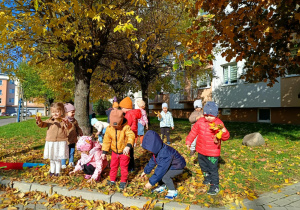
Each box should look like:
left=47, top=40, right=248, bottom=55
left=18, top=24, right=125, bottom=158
left=141, top=130, right=186, bottom=199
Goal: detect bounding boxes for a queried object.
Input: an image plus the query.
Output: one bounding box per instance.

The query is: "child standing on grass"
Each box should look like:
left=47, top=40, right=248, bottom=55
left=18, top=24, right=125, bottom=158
left=141, top=130, right=186, bottom=199
left=36, top=102, right=72, bottom=176
left=135, top=99, right=148, bottom=146
left=188, top=99, right=204, bottom=156
left=101, top=109, right=135, bottom=190
left=61, top=103, right=83, bottom=169
left=91, top=118, right=109, bottom=144
left=186, top=101, right=230, bottom=195
left=158, top=103, right=174, bottom=145
left=69, top=136, right=108, bottom=183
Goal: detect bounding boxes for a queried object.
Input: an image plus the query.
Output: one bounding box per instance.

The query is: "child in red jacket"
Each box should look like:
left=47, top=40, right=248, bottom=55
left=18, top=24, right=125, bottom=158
left=186, top=101, right=230, bottom=195
left=119, top=96, right=141, bottom=172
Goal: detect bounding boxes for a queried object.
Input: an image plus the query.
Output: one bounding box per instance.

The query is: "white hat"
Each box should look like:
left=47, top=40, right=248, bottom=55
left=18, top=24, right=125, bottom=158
left=194, top=100, right=202, bottom=108
left=162, top=103, right=168, bottom=108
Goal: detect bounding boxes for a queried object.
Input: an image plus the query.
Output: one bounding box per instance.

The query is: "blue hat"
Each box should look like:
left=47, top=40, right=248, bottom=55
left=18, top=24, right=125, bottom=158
left=203, top=101, right=218, bottom=117
left=193, top=100, right=202, bottom=108
left=91, top=118, right=98, bottom=126
left=162, top=103, right=168, bottom=108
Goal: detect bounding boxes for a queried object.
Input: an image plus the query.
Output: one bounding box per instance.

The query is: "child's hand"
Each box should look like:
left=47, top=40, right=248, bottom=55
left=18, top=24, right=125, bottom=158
left=221, top=127, right=227, bottom=133
left=144, top=182, right=152, bottom=190
left=69, top=170, right=75, bottom=175
left=35, top=116, right=41, bottom=124
left=62, top=118, right=71, bottom=128
left=141, top=172, right=146, bottom=177
left=101, top=154, right=106, bottom=160
left=95, top=132, right=100, bottom=136
left=87, top=178, right=96, bottom=184
left=123, top=146, right=130, bottom=155
left=186, top=145, right=191, bottom=150
left=172, top=127, right=174, bottom=130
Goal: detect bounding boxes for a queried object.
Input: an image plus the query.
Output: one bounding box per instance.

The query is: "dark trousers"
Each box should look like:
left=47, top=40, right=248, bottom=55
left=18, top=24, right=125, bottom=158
left=198, top=153, right=219, bottom=185
left=83, top=164, right=95, bottom=175
left=128, top=147, right=135, bottom=171
left=158, top=169, right=183, bottom=190
left=160, top=127, right=171, bottom=143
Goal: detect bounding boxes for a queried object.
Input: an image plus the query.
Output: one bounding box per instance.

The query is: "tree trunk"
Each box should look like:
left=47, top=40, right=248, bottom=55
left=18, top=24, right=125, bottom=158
left=74, top=60, right=93, bottom=135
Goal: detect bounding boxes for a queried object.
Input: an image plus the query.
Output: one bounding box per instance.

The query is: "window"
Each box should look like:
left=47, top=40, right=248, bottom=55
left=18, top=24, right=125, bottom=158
left=258, top=109, right=270, bottom=123
left=9, top=89, right=15, bottom=94
left=223, top=63, right=238, bottom=85
left=0, top=90, right=2, bottom=95
left=0, top=80, right=2, bottom=85
left=197, top=74, right=211, bottom=88
left=0, top=98, right=1, bottom=103
left=9, top=80, right=14, bottom=84
left=222, top=109, right=231, bottom=115
left=9, top=98, right=14, bottom=103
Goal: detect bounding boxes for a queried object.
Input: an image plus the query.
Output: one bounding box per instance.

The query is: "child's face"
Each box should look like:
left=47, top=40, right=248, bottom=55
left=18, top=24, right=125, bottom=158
left=162, top=107, right=168, bottom=113
left=195, top=108, right=202, bottom=112
left=205, top=115, right=216, bottom=122
left=51, top=108, right=63, bottom=119
left=67, top=110, right=75, bottom=118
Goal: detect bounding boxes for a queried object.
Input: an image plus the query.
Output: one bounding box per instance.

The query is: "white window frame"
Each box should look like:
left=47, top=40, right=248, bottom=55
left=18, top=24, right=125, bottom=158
left=257, top=108, right=271, bottom=123
left=222, top=62, right=238, bottom=85
left=196, top=73, right=211, bottom=89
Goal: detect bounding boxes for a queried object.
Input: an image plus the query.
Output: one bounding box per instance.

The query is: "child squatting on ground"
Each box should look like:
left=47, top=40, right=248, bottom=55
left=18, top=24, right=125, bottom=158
left=69, top=136, right=108, bottom=183
left=141, top=130, right=186, bottom=199
left=158, top=103, right=174, bottom=145
left=91, top=118, right=109, bottom=144
left=135, top=99, right=148, bottom=146
left=61, top=103, right=83, bottom=169
left=188, top=99, right=204, bottom=156
left=101, top=109, right=135, bottom=190
left=36, top=102, right=73, bottom=176
left=185, top=101, right=230, bottom=195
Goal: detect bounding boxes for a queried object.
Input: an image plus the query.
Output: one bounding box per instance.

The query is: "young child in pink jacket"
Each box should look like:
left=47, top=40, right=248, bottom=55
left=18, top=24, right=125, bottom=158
left=69, top=136, right=108, bottom=182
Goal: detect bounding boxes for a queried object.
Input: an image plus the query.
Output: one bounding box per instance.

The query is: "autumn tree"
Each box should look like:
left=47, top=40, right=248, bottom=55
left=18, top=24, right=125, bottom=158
left=182, top=0, right=300, bottom=86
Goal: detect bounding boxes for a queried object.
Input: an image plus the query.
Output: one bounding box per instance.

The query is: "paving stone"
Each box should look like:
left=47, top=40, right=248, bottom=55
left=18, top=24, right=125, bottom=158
left=163, top=201, right=191, bottom=210
left=35, top=203, right=47, bottom=210
left=23, top=203, right=35, bottom=210
left=30, top=183, right=53, bottom=195
left=285, top=195, right=300, bottom=202
left=262, top=205, right=288, bottom=210
left=10, top=204, right=24, bottom=210
left=110, top=192, right=154, bottom=208
left=0, top=178, right=13, bottom=188
left=287, top=200, right=300, bottom=207
left=270, top=197, right=297, bottom=206
left=240, top=203, right=264, bottom=210
left=269, top=192, right=289, bottom=200
left=249, top=196, right=278, bottom=205
left=13, top=181, right=32, bottom=192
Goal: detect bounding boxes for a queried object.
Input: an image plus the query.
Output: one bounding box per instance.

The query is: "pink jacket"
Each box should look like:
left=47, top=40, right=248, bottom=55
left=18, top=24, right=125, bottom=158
left=186, top=117, right=230, bottom=156
left=138, top=108, right=148, bottom=126
left=74, top=142, right=108, bottom=180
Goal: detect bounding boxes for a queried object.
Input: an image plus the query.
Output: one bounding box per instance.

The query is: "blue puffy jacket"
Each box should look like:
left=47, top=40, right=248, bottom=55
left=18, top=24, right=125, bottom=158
left=142, top=130, right=186, bottom=186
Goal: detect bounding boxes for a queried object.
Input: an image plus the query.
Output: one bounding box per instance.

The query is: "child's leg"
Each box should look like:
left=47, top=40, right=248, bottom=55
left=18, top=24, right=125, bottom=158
left=69, top=143, right=76, bottom=164
left=160, top=127, right=165, bottom=141
left=161, top=169, right=183, bottom=190
left=61, top=159, right=67, bottom=166
left=139, top=135, right=144, bottom=144
left=128, top=147, right=135, bottom=171
left=50, top=160, right=56, bottom=173
left=119, top=154, right=130, bottom=183
left=109, top=152, right=120, bottom=182
left=207, top=156, right=219, bottom=186
left=197, top=153, right=211, bottom=180
left=54, top=160, right=61, bottom=174
left=165, top=127, right=171, bottom=144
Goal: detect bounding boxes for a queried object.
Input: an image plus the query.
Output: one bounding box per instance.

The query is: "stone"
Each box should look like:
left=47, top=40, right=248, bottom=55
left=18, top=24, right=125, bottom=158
left=242, top=132, right=265, bottom=147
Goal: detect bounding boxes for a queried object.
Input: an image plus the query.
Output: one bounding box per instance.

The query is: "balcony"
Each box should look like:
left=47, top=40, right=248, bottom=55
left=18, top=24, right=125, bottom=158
left=179, top=89, right=198, bottom=103
left=149, top=93, right=168, bottom=104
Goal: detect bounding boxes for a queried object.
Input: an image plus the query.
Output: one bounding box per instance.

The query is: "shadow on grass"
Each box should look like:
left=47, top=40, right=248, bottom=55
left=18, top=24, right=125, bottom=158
left=0, top=144, right=44, bottom=160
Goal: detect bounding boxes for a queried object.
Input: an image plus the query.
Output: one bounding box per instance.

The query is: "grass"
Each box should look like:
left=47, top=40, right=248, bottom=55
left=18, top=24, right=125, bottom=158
left=0, top=116, right=14, bottom=119
left=0, top=116, right=299, bottom=207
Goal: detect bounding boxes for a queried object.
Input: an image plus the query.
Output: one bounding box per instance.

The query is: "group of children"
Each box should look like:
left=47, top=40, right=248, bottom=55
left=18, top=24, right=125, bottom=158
left=36, top=97, right=230, bottom=199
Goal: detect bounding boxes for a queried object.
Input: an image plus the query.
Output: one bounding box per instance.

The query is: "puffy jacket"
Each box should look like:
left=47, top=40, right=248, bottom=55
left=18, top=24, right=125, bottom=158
left=124, top=109, right=141, bottom=136
left=186, top=117, right=230, bottom=156
left=158, top=111, right=174, bottom=128
left=189, top=110, right=203, bottom=126
left=67, top=119, right=83, bottom=144
left=102, top=119, right=135, bottom=154
left=142, top=130, right=186, bottom=186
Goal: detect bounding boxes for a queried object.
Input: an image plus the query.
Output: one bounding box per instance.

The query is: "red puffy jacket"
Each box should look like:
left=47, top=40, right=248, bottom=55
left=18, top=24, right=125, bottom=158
left=185, top=117, right=230, bottom=156
left=124, top=109, right=141, bottom=136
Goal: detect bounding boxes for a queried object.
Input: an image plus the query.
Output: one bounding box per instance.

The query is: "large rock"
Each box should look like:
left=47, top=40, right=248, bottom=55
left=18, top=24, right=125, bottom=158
left=242, top=132, right=265, bottom=147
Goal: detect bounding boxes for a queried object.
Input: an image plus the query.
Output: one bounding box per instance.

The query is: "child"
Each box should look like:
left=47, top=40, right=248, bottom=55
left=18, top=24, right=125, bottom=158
left=101, top=109, right=135, bottom=190
left=141, top=130, right=186, bottom=199
left=188, top=99, right=204, bottom=156
left=185, top=101, right=230, bottom=195
left=135, top=99, right=148, bottom=146
left=119, top=96, right=141, bottom=171
left=91, top=118, right=109, bottom=143
left=69, top=136, right=108, bottom=182
left=61, top=103, right=83, bottom=169
left=158, top=103, right=174, bottom=145
left=36, top=102, right=72, bottom=176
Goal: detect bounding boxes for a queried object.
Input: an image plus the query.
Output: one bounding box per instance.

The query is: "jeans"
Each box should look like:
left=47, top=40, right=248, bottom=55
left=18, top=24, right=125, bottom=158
left=198, top=153, right=219, bottom=185
left=61, top=143, right=76, bottom=165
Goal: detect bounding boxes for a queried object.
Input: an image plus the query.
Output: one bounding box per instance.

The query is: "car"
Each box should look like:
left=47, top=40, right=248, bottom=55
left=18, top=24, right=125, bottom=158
left=1, top=112, right=9, bottom=116
left=10, top=111, right=32, bottom=117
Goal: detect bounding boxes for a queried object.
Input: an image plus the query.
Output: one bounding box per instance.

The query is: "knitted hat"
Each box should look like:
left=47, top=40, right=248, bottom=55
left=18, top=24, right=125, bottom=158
left=193, top=100, right=202, bottom=109
left=203, top=101, right=218, bottom=117
left=76, top=136, right=93, bottom=151
left=64, top=103, right=75, bottom=113
left=162, top=103, right=168, bottom=108
left=110, top=109, right=124, bottom=128
left=112, top=102, right=119, bottom=108
left=91, top=118, right=98, bottom=126
left=137, top=99, right=145, bottom=108
left=119, top=97, right=132, bottom=109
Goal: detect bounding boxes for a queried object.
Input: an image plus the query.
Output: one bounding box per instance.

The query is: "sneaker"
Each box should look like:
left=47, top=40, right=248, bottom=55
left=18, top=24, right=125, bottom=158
left=61, top=165, right=67, bottom=169
left=190, top=150, right=196, bottom=156
left=49, top=173, right=55, bottom=177
left=107, top=180, right=116, bottom=186
left=54, top=173, right=60, bottom=177
left=119, top=182, right=127, bottom=190
left=202, top=172, right=211, bottom=185
left=165, top=190, right=178, bottom=199
left=68, top=162, right=74, bottom=167
left=152, top=185, right=166, bottom=193
left=207, top=185, right=220, bottom=195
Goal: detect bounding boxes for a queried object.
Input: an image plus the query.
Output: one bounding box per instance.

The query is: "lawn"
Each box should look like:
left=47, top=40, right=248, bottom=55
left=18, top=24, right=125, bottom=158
left=0, top=116, right=299, bottom=208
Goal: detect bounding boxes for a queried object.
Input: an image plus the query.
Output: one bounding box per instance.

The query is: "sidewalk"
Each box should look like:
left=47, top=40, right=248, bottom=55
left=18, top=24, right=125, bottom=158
left=0, top=177, right=299, bottom=210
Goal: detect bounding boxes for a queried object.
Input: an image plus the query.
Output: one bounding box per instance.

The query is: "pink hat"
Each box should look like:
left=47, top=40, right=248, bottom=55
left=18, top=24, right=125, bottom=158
left=64, top=103, right=75, bottom=113
left=76, top=136, right=93, bottom=151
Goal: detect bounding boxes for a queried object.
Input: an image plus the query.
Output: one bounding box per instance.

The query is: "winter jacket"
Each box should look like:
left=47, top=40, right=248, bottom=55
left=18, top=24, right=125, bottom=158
left=138, top=108, right=148, bottom=127
left=143, top=130, right=186, bottom=186
left=124, top=109, right=142, bottom=136
left=158, top=111, right=174, bottom=128
left=37, top=118, right=73, bottom=142
left=185, top=117, right=230, bottom=157
left=67, top=119, right=83, bottom=144
left=74, top=141, right=108, bottom=180
left=102, top=119, right=135, bottom=154
left=189, top=110, right=203, bottom=126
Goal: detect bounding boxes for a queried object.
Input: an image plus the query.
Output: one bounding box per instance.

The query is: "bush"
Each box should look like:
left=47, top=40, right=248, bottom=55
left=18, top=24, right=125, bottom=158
left=93, top=99, right=112, bottom=115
